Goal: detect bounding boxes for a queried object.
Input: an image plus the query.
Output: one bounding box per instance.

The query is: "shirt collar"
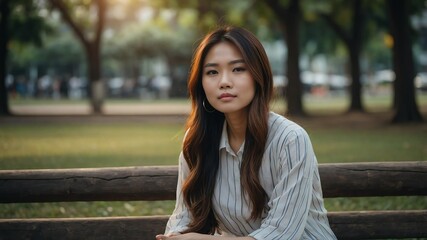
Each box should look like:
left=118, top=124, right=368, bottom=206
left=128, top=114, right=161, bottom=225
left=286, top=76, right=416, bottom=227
left=219, top=121, right=245, bottom=157
left=219, top=122, right=228, bottom=151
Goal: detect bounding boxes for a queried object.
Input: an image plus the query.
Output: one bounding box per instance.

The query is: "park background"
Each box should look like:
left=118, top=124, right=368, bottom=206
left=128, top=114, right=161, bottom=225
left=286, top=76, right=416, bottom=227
left=0, top=0, right=426, bottom=221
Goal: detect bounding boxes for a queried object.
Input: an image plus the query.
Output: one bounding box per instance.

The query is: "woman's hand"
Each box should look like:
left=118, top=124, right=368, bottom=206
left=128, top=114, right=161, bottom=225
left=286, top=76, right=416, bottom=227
left=155, top=233, right=173, bottom=240
left=155, top=234, right=168, bottom=240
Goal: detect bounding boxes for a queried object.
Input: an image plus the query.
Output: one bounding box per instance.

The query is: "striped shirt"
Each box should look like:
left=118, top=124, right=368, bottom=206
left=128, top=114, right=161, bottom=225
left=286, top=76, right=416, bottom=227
left=165, top=112, right=337, bottom=239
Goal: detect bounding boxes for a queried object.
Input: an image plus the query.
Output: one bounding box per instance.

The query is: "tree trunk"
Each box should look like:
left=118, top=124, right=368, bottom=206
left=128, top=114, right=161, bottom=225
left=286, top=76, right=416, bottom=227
left=320, top=0, right=364, bottom=112
left=283, top=7, right=304, bottom=116
left=49, top=0, right=105, bottom=114
left=347, top=0, right=364, bottom=112
left=266, top=0, right=305, bottom=116
left=348, top=41, right=363, bottom=111
left=86, top=42, right=103, bottom=113
left=387, top=0, right=423, bottom=123
left=0, top=0, right=11, bottom=116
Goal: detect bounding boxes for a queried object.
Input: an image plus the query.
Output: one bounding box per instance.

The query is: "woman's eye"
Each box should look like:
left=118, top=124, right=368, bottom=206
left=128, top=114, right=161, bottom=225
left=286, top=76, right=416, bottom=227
left=206, top=70, right=218, bottom=75
left=233, top=67, right=246, bottom=72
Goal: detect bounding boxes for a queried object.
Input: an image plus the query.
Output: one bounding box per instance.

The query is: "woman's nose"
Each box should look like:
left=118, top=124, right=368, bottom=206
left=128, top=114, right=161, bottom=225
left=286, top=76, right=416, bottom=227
left=219, top=73, right=232, bottom=89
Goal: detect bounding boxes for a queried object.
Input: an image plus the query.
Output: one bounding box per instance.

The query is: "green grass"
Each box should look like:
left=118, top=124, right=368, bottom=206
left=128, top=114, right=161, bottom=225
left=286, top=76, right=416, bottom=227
left=310, top=128, right=426, bottom=162
left=0, top=123, right=184, bottom=169
left=1, top=122, right=425, bottom=169
left=1, top=93, right=427, bottom=218
left=0, top=201, right=177, bottom=218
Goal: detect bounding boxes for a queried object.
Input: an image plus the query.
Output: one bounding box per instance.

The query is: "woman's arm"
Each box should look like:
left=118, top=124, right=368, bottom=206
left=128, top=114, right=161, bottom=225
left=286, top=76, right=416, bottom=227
left=162, top=152, right=192, bottom=234
left=249, top=128, right=316, bottom=239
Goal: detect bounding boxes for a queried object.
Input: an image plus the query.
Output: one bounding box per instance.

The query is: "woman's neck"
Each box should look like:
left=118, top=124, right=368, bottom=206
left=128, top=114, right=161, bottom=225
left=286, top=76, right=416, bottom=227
left=225, top=111, right=247, bottom=154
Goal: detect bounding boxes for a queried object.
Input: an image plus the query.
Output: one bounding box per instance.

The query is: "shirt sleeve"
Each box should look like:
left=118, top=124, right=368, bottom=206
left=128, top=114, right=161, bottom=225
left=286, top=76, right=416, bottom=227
left=249, top=128, right=316, bottom=240
left=164, top=151, right=191, bottom=234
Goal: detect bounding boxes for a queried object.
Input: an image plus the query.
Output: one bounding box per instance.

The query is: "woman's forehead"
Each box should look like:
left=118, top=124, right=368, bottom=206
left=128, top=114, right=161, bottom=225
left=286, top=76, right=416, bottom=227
left=204, top=42, right=243, bottom=64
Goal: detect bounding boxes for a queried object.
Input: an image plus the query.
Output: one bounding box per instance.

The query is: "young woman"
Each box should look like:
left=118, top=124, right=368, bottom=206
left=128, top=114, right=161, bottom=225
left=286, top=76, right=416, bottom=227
left=156, top=26, right=337, bottom=240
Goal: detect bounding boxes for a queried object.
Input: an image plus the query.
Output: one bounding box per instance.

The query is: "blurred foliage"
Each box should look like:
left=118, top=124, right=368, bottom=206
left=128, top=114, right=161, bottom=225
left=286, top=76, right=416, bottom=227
left=5, top=0, right=54, bottom=76
left=48, top=0, right=100, bottom=40
left=9, top=30, right=84, bottom=77
left=7, top=0, right=53, bottom=47
left=5, top=0, right=427, bottom=88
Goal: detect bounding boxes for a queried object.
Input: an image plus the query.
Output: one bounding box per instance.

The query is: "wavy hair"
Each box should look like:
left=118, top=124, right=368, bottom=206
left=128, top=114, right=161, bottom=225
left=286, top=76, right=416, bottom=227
left=181, top=26, right=273, bottom=234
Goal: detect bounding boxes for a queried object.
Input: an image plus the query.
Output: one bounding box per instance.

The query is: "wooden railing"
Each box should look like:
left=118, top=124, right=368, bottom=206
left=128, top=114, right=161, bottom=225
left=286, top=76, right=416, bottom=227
left=0, top=162, right=426, bottom=239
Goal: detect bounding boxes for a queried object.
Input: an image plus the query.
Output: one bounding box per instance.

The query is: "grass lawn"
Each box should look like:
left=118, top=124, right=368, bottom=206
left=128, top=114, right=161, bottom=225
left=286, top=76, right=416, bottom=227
left=1, top=93, right=426, bottom=218
left=0, top=123, right=185, bottom=169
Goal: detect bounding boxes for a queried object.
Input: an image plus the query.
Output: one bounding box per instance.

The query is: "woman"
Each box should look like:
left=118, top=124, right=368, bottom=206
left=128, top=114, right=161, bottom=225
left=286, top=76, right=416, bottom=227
left=156, top=26, right=336, bottom=240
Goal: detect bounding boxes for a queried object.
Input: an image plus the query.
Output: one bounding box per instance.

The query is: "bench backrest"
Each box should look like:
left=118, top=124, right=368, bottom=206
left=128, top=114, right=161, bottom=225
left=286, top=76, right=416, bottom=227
left=1, top=162, right=426, bottom=239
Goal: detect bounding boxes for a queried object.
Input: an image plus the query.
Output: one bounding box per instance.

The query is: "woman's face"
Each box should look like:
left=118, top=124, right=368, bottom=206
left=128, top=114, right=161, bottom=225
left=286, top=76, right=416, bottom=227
left=202, top=41, right=255, bottom=115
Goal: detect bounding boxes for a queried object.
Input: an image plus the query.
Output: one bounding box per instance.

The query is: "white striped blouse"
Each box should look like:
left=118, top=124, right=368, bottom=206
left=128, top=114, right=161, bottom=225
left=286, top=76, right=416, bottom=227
left=165, top=112, right=337, bottom=239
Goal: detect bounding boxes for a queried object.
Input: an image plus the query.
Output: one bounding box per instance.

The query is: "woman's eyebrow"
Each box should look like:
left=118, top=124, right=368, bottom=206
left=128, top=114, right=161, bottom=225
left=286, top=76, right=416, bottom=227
left=204, top=62, right=218, bottom=68
left=229, top=59, right=245, bottom=65
left=204, top=59, right=245, bottom=68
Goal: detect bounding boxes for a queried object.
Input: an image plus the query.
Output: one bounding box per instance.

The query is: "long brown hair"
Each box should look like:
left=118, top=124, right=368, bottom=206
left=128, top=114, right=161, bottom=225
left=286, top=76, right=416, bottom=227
left=182, top=26, right=273, bottom=234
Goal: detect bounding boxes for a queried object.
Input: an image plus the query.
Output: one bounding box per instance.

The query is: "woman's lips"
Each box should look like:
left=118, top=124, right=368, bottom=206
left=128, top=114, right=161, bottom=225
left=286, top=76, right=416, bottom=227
left=218, top=93, right=236, bottom=100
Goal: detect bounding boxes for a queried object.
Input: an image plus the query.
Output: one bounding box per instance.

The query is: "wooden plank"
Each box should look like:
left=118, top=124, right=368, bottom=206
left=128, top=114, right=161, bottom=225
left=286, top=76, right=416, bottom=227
left=0, top=162, right=426, bottom=203
left=0, top=210, right=426, bottom=239
left=0, top=216, right=168, bottom=240
left=319, top=161, right=427, bottom=197
left=0, top=166, right=178, bottom=203
left=328, top=210, right=427, bottom=239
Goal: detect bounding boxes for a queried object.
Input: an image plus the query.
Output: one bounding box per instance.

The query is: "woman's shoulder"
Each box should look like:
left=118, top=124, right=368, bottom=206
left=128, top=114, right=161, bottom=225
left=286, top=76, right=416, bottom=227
left=267, top=112, right=309, bottom=141
left=268, top=112, right=305, bottom=131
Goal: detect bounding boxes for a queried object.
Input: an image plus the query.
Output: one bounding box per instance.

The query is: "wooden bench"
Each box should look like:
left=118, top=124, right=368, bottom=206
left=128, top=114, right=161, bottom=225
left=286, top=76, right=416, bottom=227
left=0, top=162, right=426, bottom=239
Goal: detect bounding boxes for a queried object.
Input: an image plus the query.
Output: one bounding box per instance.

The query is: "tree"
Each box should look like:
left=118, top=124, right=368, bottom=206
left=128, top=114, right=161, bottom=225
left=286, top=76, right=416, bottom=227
left=265, top=0, right=305, bottom=116
left=49, top=0, right=106, bottom=113
left=0, top=0, right=50, bottom=116
left=0, top=0, right=11, bottom=115
left=318, top=0, right=365, bottom=112
left=386, top=0, right=423, bottom=123
left=104, top=19, right=197, bottom=98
